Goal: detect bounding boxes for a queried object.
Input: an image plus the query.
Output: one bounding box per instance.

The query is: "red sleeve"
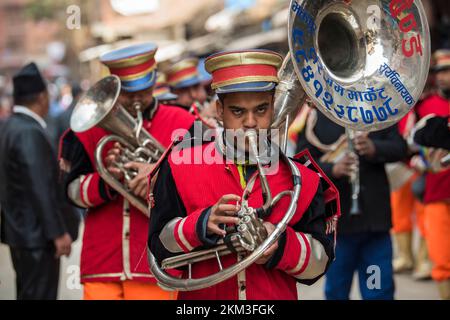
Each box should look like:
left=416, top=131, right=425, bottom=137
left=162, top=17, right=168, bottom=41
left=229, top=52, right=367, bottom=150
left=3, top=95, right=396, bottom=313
left=78, top=172, right=115, bottom=207
left=67, top=128, right=116, bottom=208
left=172, top=208, right=204, bottom=253
left=417, top=95, right=449, bottom=118
left=274, top=226, right=311, bottom=277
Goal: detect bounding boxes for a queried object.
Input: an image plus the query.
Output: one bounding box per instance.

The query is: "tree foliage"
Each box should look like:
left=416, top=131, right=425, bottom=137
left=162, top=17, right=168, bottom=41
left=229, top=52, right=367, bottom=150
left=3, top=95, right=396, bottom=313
left=25, top=0, right=66, bottom=21
left=25, top=0, right=89, bottom=22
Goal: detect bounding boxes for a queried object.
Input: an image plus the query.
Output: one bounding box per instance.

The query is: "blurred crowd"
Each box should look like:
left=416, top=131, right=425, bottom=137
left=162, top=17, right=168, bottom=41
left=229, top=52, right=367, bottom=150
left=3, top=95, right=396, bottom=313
left=0, top=76, right=88, bottom=150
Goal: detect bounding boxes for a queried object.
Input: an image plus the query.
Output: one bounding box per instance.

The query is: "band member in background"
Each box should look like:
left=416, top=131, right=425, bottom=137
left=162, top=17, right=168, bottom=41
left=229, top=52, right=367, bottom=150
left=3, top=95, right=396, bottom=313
left=414, top=115, right=450, bottom=150
left=297, top=107, right=408, bottom=300
left=389, top=65, right=437, bottom=279
left=153, top=73, right=178, bottom=104
left=0, top=63, right=75, bottom=300
left=410, top=49, right=450, bottom=300
left=167, top=57, right=206, bottom=112
left=149, top=50, right=339, bottom=300
left=60, top=43, right=195, bottom=300
left=196, top=57, right=213, bottom=105
left=166, top=57, right=218, bottom=128
left=389, top=110, right=430, bottom=279
left=194, top=58, right=219, bottom=125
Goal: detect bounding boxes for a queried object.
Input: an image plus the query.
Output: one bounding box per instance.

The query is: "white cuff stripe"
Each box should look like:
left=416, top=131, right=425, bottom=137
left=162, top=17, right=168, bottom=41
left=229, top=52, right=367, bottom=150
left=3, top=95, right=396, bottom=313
left=81, top=174, right=94, bottom=207
left=67, top=176, right=88, bottom=208
left=177, top=218, right=194, bottom=252
left=288, top=232, right=309, bottom=275
left=294, top=235, right=329, bottom=280
left=159, top=218, right=185, bottom=253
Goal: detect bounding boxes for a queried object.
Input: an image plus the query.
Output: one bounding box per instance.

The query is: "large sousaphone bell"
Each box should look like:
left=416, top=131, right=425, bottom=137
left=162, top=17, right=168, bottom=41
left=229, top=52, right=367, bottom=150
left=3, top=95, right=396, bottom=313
left=275, top=0, right=431, bottom=216
left=276, top=0, right=430, bottom=136
left=149, top=0, right=430, bottom=291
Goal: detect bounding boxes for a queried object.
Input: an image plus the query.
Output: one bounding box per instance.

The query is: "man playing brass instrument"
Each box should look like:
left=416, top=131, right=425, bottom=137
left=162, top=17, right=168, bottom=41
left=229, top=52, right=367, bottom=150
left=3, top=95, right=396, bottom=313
left=166, top=58, right=206, bottom=113
left=60, top=43, right=195, bottom=300
left=166, top=57, right=218, bottom=128
left=297, top=108, right=407, bottom=300
left=148, top=50, right=339, bottom=300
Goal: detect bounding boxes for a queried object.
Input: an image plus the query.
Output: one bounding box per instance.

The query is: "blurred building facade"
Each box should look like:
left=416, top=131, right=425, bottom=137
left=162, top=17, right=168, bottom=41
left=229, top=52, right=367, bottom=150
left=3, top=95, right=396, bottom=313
left=0, top=0, right=449, bottom=84
left=0, top=0, right=61, bottom=73
left=79, top=0, right=290, bottom=81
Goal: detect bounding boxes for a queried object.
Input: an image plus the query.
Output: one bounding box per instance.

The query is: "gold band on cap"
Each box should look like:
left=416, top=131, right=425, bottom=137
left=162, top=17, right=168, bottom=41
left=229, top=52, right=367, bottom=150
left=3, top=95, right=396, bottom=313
left=211, top=76, right=280, bottom=90
left=156, top=73, right=167, bottom=83
left=112, top=64, right=157, bottom=81
left=103, top=52, right=156, bottom=69
left=205, top=51, right=283, bottom=74
left=168, top=58, right=199, bottom=75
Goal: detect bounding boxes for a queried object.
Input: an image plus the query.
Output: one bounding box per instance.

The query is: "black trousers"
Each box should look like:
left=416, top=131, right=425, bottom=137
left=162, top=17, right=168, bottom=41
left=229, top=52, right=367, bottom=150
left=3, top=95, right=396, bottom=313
left=9, top=247, right=60, bottom=300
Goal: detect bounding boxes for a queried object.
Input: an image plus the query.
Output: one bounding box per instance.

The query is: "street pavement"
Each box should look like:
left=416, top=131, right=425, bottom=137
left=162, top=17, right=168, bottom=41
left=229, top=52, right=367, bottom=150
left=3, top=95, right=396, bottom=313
left=0, top=224, right=440, bottom=300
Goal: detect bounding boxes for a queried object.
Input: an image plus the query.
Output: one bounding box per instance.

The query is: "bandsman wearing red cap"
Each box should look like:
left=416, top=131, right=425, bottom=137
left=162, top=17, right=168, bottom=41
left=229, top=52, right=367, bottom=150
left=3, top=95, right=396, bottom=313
left=166, top=58, right=217, bottom=127
left=148, top=50, right=339, bottom=300
left=166, top=58, right=205, bottom=111
left=59, top=43, right=195, bottom=300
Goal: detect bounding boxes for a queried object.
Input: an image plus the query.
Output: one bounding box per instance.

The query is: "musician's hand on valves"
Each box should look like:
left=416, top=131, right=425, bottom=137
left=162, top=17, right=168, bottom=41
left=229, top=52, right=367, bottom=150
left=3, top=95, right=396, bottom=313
left=207, top=194, right=241, bottom=237
left=105, top=142, right=124, bottom=180
left=332, top=152, right=359, bottom=179
left=124, top=162, right=156, bottom=199
left=255, top=222, right=278, bottom=265
left=353, top=132, right=376, bottom=158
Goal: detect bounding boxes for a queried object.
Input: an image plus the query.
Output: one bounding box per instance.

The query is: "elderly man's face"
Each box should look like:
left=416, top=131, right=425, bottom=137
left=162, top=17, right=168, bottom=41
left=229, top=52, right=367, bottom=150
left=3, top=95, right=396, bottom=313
left=118, top=86, right=154, bottom=117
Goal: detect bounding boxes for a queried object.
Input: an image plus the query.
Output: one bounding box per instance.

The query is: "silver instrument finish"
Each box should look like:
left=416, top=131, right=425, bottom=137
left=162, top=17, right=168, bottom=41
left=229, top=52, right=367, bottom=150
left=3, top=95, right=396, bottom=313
left=70, top=75, right=165, bottom=215
left=288, top=0, right=430, bottom=132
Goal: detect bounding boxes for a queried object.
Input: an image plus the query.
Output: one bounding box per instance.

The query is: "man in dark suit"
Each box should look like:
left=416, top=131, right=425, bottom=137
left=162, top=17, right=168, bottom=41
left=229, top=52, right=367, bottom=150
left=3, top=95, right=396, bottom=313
left=0, top=62, right=74, bottom=300
left=297, top=109, right=408, bottom=300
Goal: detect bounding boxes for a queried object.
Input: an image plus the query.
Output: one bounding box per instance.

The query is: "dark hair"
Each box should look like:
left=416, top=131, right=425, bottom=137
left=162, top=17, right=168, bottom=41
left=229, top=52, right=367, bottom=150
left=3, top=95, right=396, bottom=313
left=217, top=89, right=276, bottom=105
left=217, top=93, right=226, bottom=105
left=14, top=92, right=42, bottom=106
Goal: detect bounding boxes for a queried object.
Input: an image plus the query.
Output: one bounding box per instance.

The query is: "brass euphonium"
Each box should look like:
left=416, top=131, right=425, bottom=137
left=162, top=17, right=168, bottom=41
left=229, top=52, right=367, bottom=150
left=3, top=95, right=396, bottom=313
left=70, top=75, right=166, bottom=216
left=149, top=130, right=302, bottom=291
left=149, top=0, right=431, bottom=291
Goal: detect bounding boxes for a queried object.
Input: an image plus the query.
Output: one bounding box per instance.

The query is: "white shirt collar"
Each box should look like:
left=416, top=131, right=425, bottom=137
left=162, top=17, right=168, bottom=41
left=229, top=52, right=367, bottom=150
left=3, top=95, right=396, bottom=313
left=13, top=105, right=47, bottom=129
